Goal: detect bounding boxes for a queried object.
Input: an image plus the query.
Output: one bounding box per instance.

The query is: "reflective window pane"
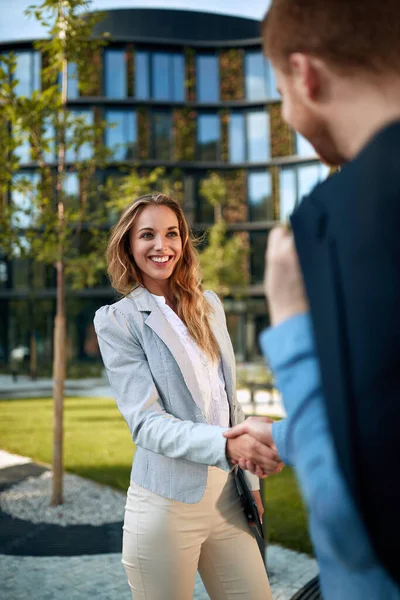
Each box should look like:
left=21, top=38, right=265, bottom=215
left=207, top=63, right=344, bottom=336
left=265, top=59, right=279, bottom=99
left=15, top=126, right=31, bottom=164
left=247, top=111, right=270, bottom=162
left=296, top=132, right=316, bottom=157
left=229, top=114, right=246, bottom=163
left=279, top=163, right=330, bottom=220
left=245, top=51, right=267, bottom=101
left=153, top=53, right=169, bottom=100
left=12, top=172, right=40, bottom=228
left=63, top=172, right=80, bottom=211
left=104, top=49, right=126, bottom=98
left=135, top=50, right=149, bottom=100
left=196, top=178, right=214, bottom=223
left=66, top=110, right=93, bottom=161
left=248, top=171, right=273, bottom=221
left=197, top=54, right=219, bottom=103
left=68, top=62, right=79, bottom=99
left=14, top=51, right=40, bottom=96
left=153, top=111, right=172, bottom=160
left=298, top=163, right=328, bottom=197
left=150, top=52, right=185, bottom=101
left=32, top=51, right=41, bottom=93
left=250, top=232, right=268, bottom=284
left=280, top=168, right=297, bottom=221
left=43, top=118, right=56, bottom=163
left=172, top=53, right=185, bottom=102
left=198, top=114, right=220, bottom=161
left=106, top=110, right=137, bottom=160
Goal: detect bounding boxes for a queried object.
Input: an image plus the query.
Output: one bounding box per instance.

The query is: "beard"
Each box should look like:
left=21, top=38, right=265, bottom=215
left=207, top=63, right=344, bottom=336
left=302, top=119, right=347, bottom=167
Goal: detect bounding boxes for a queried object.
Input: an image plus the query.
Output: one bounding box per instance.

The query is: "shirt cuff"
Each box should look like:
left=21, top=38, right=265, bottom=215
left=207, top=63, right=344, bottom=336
left=259, top=312, right=315, bottom=372
left=272, top=419, right=291, bottom=466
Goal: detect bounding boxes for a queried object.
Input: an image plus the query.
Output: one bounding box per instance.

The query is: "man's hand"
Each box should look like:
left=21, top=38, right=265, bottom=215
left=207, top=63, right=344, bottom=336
left=224, top=417, right=284, bottom=477
left=225, top=433, right=281, bottom=476
left=265, top=226, right=309, bottom=326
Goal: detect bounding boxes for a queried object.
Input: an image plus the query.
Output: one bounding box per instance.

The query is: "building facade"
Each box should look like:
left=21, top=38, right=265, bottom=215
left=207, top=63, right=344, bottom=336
left=0, top=8, right=329, bottom=371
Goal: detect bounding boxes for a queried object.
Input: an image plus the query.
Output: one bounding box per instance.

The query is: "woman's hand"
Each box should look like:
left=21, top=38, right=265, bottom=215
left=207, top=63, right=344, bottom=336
left=226, top=434, right=281, bottom=475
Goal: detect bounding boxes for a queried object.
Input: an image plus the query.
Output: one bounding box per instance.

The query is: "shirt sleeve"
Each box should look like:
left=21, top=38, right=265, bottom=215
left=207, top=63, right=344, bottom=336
left=259, top=313, right=376, bottom=569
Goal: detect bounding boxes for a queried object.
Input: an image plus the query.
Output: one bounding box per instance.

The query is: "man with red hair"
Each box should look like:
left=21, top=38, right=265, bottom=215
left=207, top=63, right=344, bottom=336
left=226, top=1, right=400, bottom=597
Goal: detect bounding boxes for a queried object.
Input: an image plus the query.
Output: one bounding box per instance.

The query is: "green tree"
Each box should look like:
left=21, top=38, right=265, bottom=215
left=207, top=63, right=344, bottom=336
left=0, top=0, right=110, bottom=505
left=199, top=173, right=248, bottom=296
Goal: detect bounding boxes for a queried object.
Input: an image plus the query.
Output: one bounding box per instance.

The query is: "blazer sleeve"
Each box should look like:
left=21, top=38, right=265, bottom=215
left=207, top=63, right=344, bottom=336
left=94, top=304, right=231, bottom=471
left=206, top=290, right=260, bottom=490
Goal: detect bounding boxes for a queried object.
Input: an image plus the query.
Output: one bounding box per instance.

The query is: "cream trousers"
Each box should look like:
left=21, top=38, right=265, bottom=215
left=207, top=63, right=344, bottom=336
left=122, top=466, right=272, bottom=600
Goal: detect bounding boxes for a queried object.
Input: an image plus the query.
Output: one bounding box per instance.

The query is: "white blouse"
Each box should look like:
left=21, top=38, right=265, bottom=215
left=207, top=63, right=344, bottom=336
left=151, top=294, right=231, bottom=428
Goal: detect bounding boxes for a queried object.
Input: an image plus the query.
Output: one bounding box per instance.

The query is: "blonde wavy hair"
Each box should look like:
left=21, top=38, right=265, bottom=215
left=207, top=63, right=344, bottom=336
left=106, top=192, right=220, bottom=362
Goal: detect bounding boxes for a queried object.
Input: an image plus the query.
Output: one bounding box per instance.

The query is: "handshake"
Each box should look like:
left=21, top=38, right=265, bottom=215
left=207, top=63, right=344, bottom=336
left=224, top=417, right=284, bottom=478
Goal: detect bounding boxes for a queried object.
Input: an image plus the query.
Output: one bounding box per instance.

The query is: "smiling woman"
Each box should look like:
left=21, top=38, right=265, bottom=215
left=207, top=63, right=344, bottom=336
left=93, top=191, right=279, bottom=600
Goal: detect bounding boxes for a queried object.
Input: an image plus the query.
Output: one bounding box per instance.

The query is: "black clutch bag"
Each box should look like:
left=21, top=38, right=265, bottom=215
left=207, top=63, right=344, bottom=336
left=232, top=465, right=265, bottom=540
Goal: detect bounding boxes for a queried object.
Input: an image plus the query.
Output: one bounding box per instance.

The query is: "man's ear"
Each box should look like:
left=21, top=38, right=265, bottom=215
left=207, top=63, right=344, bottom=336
left=289, top=53, right=320, bottom=102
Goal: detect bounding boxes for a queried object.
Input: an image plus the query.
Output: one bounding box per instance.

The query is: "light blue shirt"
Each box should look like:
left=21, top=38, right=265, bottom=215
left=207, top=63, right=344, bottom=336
left=260, top=313, right=400, bottom=600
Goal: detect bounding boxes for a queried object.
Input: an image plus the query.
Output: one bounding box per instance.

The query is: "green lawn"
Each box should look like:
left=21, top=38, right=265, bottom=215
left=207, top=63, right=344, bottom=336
left=0, top=396, right=313, bottom=555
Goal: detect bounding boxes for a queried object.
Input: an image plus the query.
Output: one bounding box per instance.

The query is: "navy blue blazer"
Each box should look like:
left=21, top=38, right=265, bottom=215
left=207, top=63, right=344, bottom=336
left=291, top=121, right=400, bottom=586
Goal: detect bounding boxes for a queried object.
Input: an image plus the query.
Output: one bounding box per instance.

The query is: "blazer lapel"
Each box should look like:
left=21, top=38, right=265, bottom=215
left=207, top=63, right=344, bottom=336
left=207, top=296, right=236, bottom=410
left=130, top=287, right=206, bottom=418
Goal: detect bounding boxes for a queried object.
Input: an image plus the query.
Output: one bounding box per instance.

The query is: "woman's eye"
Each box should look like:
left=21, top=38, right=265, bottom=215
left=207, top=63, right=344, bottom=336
left=167, top=231, right=178, bottom=237
left=140, top=232, right=153, bottom=239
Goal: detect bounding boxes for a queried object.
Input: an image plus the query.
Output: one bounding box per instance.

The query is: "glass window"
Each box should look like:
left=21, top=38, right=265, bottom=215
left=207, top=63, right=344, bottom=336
left=104, top=49, right=126, bottom=98
left=226, top=313, right=246, bottom=361
left=63, top=172, right=80, bottom=211
left=135, top=50, right=150, bottom=100
left=298, top=163, right=329, bottom=197
left=279, top=162, right=330, bottom=220
left=15, top=125, right=31, bottom=164
left=153, top=53, right=169, bottom=100
left=172, top=53, right=185, bottom=102
left=67, top=62, right=79, bottom=99
left=66, top=110, right=93, bottom=162
left=153, top=111, right=172, bottom=160
left=12, top=172, right=40, bottom=229
left=197, top=54, right=219, bottom=103
left=43, top=118, right=56, bottom=163
left=247, top=111, right=270, bottom=162
left=0, top=260, right=8, bottom=287
left=229, top=114, right=246, bottom=163
left=151, top=52, right=185, bottom=101
left=250, top=231, right=269, bottom=284
left=14, top=51, right=40, bottom=96
left=280, top=168, right=297, bottom=222
left=245, top=51, right=267, bottom=101
left=296, top=132, right=316, bottom=157
left=196, top=177, right=215, bottom=223
left=265, top=59, right=280, bottom=99
left=198, top=114, right=220, bottom=161
left=105, top=110, right=137, bottom=160
left=248, top=171, right=273, bottom=221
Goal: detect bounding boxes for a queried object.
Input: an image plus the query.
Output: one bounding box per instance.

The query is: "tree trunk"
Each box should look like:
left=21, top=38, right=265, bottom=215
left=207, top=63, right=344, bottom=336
left=51, top=5, right=68, bottom=506
left=51, top=259, right=66, bottom=506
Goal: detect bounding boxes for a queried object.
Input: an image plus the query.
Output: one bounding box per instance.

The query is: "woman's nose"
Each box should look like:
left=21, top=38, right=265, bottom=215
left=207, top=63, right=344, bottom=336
left=153, top=235, right=168, bottom=251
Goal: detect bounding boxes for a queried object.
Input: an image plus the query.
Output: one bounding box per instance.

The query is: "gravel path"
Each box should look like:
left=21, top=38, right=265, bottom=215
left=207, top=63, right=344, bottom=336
left=0, top=450, right=318, bottom=599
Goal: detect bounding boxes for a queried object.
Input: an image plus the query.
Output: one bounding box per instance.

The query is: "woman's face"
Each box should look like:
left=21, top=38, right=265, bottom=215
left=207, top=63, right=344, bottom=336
left=130, top=204, right=183, bottom=286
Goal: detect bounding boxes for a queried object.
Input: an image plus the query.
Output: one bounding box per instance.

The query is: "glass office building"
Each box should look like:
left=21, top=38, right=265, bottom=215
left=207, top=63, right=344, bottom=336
left=0, top=8, right=329, bottom=368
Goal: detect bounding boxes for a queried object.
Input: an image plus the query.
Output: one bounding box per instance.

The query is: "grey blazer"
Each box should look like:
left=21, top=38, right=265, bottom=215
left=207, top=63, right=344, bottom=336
left=94, top=287, right=253, bottom=503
